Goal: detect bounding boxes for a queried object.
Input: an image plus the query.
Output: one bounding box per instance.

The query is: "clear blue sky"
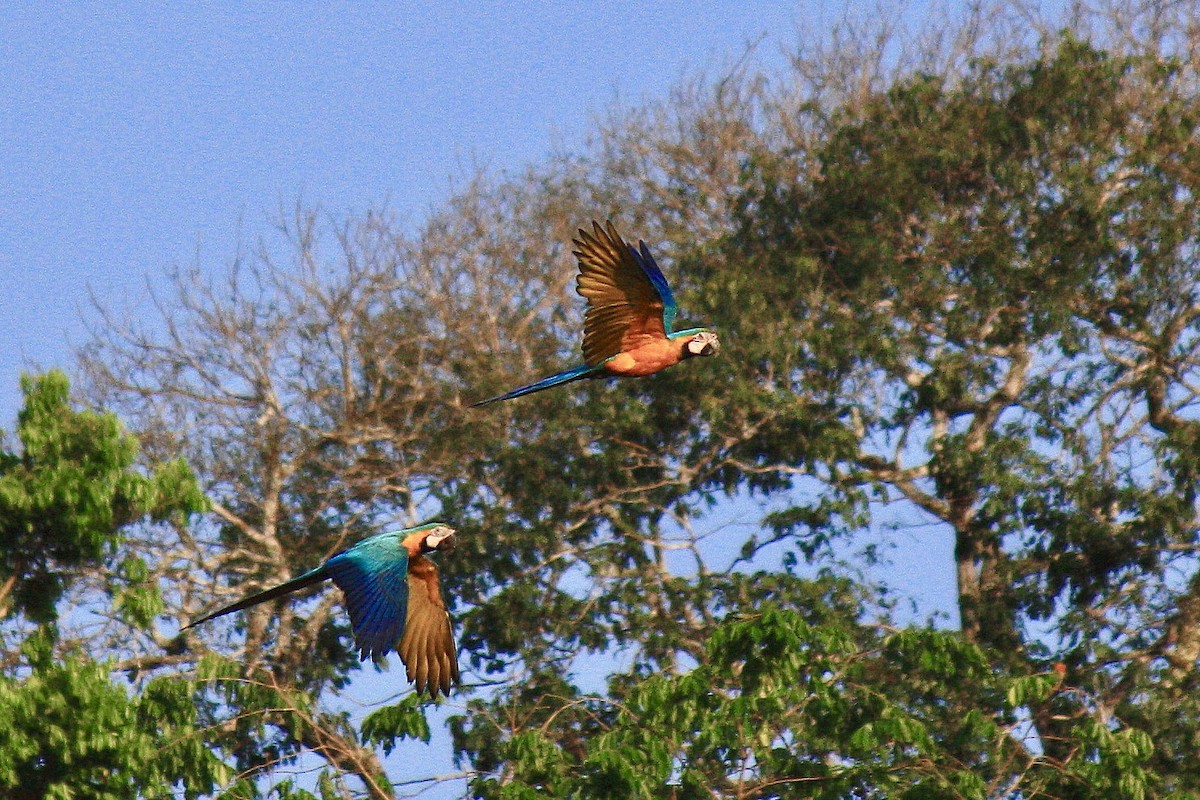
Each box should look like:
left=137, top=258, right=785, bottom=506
left=0, top=1, right=815, bottom=420
left=1, top=2, right=961, bottom=794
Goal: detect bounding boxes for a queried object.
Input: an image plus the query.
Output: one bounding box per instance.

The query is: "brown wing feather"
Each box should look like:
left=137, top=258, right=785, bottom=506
left=399, top=559, right=459, bottom=698
left=574, top=220, right=667, bottom=365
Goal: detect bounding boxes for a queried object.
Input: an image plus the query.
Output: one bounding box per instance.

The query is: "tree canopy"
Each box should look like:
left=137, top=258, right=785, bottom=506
left=36, top=2, right=1200, bottom=798
left=0, top=371, right=217, bottom=798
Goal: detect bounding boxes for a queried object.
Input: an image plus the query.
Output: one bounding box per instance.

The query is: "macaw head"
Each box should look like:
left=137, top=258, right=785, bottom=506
left=683, top=330, right=720, bottom=358
left=419, top=524, right=458, bottom=554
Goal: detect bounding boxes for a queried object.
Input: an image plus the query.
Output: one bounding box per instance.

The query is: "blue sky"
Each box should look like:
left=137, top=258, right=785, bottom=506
left=1, top=2, right=962, bottom=794
left=0, top=2, right=810, bottom=421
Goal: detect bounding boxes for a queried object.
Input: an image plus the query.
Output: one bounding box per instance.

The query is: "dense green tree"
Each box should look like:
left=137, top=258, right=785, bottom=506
left=0, top=633, right=227, bottom=800
left=0, top=371, right=218, bottom=797
left=709, top=36, right=1200, bottom=794
left=451, top=29, right=1200, bottom=800
left=0, top=370, right=204, bottom=625
left=76, top=2, right=1200, bottom=798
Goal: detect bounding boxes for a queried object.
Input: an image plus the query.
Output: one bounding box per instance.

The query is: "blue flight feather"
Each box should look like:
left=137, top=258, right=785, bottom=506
left=632, top=240, right=678, bottom=334
left=667, top=326, right=709, bottom=341
left=183, top=565, right=329, bottom=629
left=324, top=533, right=411, bottom=662
left=470, top=362, right=599, bottom=407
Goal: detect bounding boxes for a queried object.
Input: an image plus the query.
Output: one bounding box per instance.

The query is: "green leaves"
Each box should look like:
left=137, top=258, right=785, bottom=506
left=0, top=649, right=228, bottom=799
left=360, top=695, right=432, bottom=754
left=114, top=555, right=165, bottom=628
left=1004, top=673, right=1060, bottom=710
left=0, top=373, right=222, bottom=797
left=0, top=370, right=205, bottom=624
left=484, top=601, right=1045, bottom=799
left=480, top=601, right=1168, bottom=800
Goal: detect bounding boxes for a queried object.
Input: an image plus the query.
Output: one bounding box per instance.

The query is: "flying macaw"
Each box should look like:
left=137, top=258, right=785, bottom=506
left=471, top=220, right=720, bottom=406
left=186, top=522, right=459, bottom=697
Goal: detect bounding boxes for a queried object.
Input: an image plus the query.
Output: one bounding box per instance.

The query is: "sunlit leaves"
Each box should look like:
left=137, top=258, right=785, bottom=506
left=487, top=603, right=1165, bottom=799
left=0, top=643, right=228, bottom=799
left=0, top=370, right=206, bottom=623
left=360, top=695, right=432, bottom=754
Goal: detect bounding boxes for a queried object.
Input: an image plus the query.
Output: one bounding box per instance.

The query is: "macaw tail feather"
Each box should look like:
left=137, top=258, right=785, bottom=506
left=470, top=363, right=598, bottom=407
left=183, top=565, right=329, bottom=629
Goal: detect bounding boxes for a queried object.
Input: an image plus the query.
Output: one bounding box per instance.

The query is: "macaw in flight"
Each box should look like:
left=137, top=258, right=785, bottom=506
left=471, top=220, right=720, bottom=406
left=186, top=523, right=459, bottom=697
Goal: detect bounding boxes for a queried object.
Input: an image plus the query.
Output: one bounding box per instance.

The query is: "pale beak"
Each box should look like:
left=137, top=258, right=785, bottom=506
left=424, top=528, right=458, bottom=552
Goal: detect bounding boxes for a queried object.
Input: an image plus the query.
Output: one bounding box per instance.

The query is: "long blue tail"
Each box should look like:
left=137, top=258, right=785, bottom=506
left=184, top=566, right=328, bottom=629
left=471, top=363, right=597, bottom=407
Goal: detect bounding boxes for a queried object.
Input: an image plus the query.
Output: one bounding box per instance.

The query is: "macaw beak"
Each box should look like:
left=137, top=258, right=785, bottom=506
left=423, top=527, right=458, bottom=553
left=699, top=342, right=717, bottom=356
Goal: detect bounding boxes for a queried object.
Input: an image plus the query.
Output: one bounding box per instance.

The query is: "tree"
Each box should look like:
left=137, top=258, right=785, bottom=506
left=0, top=370, right=204, bottom=625
left=76, top=2, right=1200, bottom=797
left=716, top=36, right=1200, bottom=792
left=0, top=371, right=219, bottom=798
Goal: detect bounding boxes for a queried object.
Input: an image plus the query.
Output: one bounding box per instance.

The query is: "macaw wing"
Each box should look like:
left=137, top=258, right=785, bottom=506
left=398, top=562, right=459, bottom=697
left=633, top=239, right=678, bottom=333
left=324, top=537, right=410, bottom=662
left=574, top=220, right=675, bottom=365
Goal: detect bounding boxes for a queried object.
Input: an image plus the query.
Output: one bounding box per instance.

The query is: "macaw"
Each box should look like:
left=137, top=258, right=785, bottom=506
left=186, top=523, right=459, bottom=697
left=471, top=220, right=720, bottom=406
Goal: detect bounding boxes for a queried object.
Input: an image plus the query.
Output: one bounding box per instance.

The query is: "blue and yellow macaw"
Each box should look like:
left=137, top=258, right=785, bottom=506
left=472, top=220, right=720, bottom=406
left=186, top=523, right=459, bottom=697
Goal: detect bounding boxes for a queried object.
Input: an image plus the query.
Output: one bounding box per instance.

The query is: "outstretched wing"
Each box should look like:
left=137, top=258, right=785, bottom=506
left=324, top=536, right=411, bottom=662
left=398, top=560, right=459, bottom=697
left=574, top=220, right=677, bottom=365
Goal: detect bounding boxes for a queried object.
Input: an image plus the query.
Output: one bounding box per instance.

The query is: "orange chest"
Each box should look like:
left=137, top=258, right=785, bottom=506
left=602, top=339, right=683, bottom=377
left=407, top=557, right=442, bottom=604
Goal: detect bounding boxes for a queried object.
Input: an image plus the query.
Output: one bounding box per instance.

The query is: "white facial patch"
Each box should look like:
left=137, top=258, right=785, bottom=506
left=424, top=526, right=458, bottom=552
left=686, top=331, right=720, bottom=356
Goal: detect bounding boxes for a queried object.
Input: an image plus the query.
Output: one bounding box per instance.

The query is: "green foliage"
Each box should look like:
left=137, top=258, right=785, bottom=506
left=265, top=774, right=345, bottom=800
left=0, top=370, right=206, bottom=623
left=0, top=372, right=219, bottom=797
left=114, top=554, right=166, bottom=628
left=484, top=602, right=1163, bottom=800
left=193, top=652, right=325, bottom=775
left=449, top=35, right=1200, bottom=799
left=360, top=695, right=432, bottom=753
left=0, top=633, right=227, bottom=799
